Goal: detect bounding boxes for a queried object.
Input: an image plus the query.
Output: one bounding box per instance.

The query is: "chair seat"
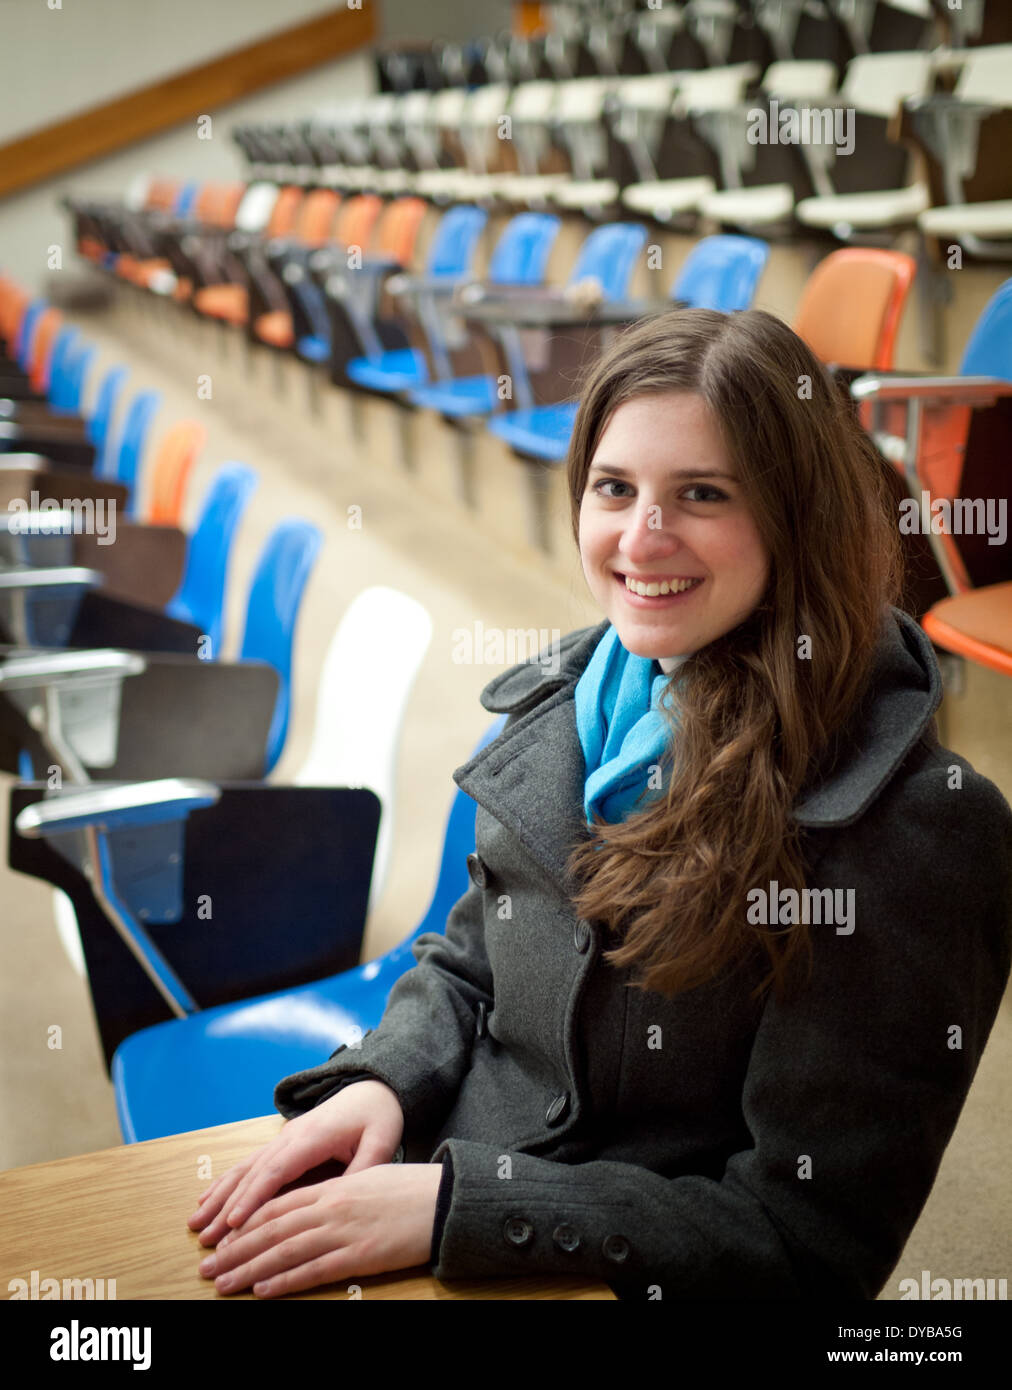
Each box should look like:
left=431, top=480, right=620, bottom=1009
left=795, top=184, right=929, bottom=230
left=918, top=199, right=1012, bottom=240
left=487, top=175, right=570, bottom=203
left=296, top=334, right=331, bottom=363
left=193, top=283, right=249, bottom=324
left=255, top=310, right=294, bottom=348
left=700, top=183, right=795, bottom=226
left=487, top=402, right=579, bottom=460
left=921, top=583, right=1012, bottom=679
left=621, top=177, right=716, bottom=219
left=112, top=958, right=411, bottom=1142
left=409, top=375, right=498, bottom=417
left=346, top=348, right=428, bottom=392
left=551, top=179, right=620, bottom=209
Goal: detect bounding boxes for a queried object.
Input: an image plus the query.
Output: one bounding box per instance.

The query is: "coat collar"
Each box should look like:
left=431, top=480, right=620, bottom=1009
left=451, top=607, right=943, bottom=892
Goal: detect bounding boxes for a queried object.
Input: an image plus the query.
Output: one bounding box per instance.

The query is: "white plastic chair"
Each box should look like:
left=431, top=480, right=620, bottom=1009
left=293, top=586, right=434, bottom=919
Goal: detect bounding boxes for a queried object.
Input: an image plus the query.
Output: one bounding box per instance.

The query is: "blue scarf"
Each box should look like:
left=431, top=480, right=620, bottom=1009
left=574, top=625, right=682, bottom=825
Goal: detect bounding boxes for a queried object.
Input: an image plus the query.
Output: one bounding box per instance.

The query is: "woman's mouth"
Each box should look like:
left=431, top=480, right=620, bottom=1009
left=615, top=572, right=704, bottom=604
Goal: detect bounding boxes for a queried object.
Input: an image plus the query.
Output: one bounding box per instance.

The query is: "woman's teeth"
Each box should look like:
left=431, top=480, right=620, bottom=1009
left=624, top=576, right=702, bottom=597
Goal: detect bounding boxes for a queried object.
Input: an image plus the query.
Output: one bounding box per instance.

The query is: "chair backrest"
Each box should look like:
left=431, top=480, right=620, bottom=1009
left=192, top=184, right=221, bottom=223
left=233, top=182, right=279, bottom=234
left=43, top=325, right=79, bottom=406
left=145, top=420, right=207, bottom=525
left=104, top=387, right=162, bottom=487
left=487, top=212, right=561, bottom=287
left=960, top=277, right=1012, bottom=382
left=371, top=196, right=428, bottom=267
left=239, top=518, right=324, bottom=773
left=87, top=364, right=129, bottom=449
left=295, top=189, right=342, bottom=246
left=406, top=715, right=506, bottom=946
left=294, top=587, right=434, bottom=913
left=792, top=248, right=916, bottom=370
left=213, top=183, right=248, bottom=228
left=170, top=462, right=258, bottom=655
left=672, top=234, right=769, bottom=312
left=568, top=221, right=648, bottom=300
left=266, top=186, right=305, bottom=238
left=333, top=194, right=383, bottom=252
left=61, top=342, right=98, bottom=415
left=15, top=299, right=46, bottom=368
left=28, top=307, right=62, bottom=392
left=173, top=182, right=199, bottom=219
left=424, top=204, right=488, bottom=278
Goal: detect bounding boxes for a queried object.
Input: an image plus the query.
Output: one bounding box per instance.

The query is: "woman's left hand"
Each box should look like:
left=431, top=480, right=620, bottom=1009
left=197, top=1163, right=444, bottom=1298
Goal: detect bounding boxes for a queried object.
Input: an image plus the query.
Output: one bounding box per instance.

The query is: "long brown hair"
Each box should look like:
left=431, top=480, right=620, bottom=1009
left=565, top=308, right=903, bottom=1001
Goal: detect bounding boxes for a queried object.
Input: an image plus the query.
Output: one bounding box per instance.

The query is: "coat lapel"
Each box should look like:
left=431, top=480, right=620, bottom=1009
left=450, top=608, right=943, bottom=893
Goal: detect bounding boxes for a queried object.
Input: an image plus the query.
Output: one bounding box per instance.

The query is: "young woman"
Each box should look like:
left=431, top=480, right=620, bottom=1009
left=188, top=308, right=1012, bottom=1300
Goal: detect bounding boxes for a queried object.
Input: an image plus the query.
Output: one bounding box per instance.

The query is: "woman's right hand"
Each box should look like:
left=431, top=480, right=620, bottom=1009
left=186, top=1079, right=405, bottom=1247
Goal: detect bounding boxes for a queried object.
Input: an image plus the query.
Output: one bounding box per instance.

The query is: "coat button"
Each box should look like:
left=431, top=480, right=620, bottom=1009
left=475, top=1001, right=488, bottom=1040
left=553, top=1224, right=581, bottom=1253
left=602, top=1234, right=630, bottom=1263
left=546, top=1093, right=570, bottom=1125
left=466, top=853, right=489, bottom=889
left=573, top=919, right=592, bottom=953
left=503, top=1216, right=534, bottom=1248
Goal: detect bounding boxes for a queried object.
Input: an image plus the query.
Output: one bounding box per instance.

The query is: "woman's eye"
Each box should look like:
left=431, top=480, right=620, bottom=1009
left=683, top=485, right=727, bottom=503
left=591, top=479, right=631, bottom=499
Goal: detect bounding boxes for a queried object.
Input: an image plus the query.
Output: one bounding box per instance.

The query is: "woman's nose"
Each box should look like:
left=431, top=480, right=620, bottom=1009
left=618, top=504, right=681, bottom=559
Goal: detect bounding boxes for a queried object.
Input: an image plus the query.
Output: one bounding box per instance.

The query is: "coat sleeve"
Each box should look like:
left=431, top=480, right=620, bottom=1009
left=273, top=874, right=493, bottom=1146
left=428, top=754, right=1012, bottom=1297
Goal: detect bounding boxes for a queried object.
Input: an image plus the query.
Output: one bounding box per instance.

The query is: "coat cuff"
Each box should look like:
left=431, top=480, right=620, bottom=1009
left=429, top=1152, right=455, bottom=1267
left=427, top=1139, right=655, bottom=1289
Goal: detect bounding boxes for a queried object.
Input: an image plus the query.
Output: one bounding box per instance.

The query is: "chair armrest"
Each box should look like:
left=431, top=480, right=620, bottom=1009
left=851, top=375, right=1012, bottom=406
left=0, top=565, right=101, bottom=592
left=0, top=648, right=145, bottom=692
left=15, top=778, right=219, bottom=837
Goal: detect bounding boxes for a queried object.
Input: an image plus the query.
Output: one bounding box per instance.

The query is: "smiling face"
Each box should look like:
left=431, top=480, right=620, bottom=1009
left=578, top=391, right=771, bottom=662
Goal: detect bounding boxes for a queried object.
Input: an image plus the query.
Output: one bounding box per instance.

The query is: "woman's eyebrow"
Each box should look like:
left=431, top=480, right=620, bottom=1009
left=588, top=462, right=737, bottom=481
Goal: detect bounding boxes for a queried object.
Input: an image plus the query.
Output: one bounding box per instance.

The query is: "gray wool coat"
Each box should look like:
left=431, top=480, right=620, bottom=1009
left=274, top=606, right=1012, bottom=1299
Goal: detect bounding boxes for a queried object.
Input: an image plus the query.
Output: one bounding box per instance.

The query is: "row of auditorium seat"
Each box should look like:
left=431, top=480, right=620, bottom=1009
left=372, top=0, right=1006, bottom=94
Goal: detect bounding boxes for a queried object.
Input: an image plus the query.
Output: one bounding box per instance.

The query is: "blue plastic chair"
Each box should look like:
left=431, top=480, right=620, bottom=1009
left=87, top=363, right=129, bottom=452
left=345, top=204, right=488, bottom=393
left=486, top=221, right=648, bottom=461
left=173, top=182, right=199, bottom=219
left=102, top=388, right=162, bottom=503
left=407, top=212, right=562, bottom=418
left=959, top=276, right=1012, bottom=381
left=239, top=518, right=324, bottom=773
left=54, top=341, right=99, bottom=416
left=165, top=463, right=259, bottom=656
left=111, top=716, right=507, bottom=1141
left=672, top=234, right=769, bottom=312
left=14, top=300, right=46, bottom=369
left=41, top=326, right=80, bottom=405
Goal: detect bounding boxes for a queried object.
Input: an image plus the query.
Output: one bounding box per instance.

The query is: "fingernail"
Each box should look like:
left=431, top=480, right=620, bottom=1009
left=226, top=1208, right=241, bottom=1225
left=199, top=1256, right=215, bottom=1275
left=216, top=1274, right=233, bottom=1291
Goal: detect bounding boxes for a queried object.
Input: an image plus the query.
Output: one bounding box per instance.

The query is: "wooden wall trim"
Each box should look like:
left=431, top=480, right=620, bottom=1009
left=0, top=3, right=377, bottom=201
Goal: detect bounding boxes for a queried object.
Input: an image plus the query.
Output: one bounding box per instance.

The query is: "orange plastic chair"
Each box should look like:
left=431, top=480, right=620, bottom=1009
left=145, top=420, right=208, bottom=526
left=922, top=584, right=1012, bottom=679
left=793, top=249, right=916, bottom=371
left=332, top=194, right=384, bottom=253
left=27, top=307, right=62, bottom=393
left=371, top=196, right=428, bottom=268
